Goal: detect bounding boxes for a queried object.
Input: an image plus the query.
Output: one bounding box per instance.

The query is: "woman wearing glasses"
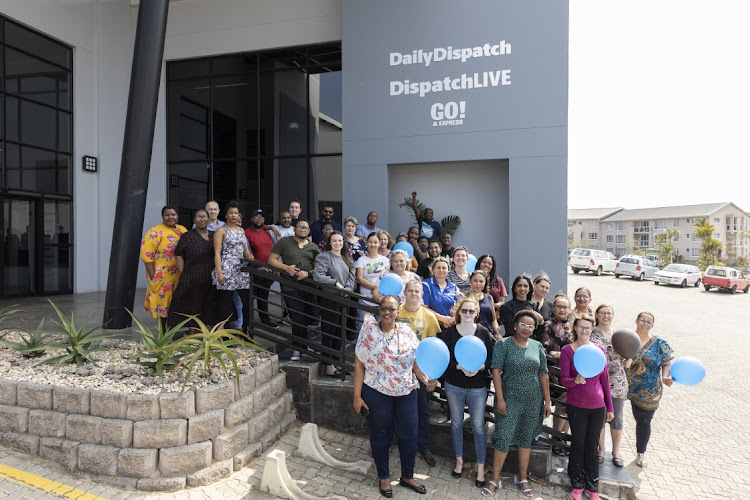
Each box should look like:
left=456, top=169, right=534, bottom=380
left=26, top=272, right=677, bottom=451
left=590, top=304, right=631, bottom=467
left=438, top=296, right=494, bottom=489
left=572, top=287, right=593, bottom=318
left=625, top=312, right=673, bottom=468
left=560, top=314, right=614, bottom=500
left=353, top=295, right=432, bottom=497
left=484, top=310, right=551, bottom=498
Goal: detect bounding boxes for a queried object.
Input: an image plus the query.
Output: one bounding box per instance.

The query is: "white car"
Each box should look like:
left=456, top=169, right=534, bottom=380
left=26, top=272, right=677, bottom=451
left=569, top=248, right=618, bottom=276
left=614, top=255, right=659, bottom=281
left=654, top=264, right=702, bottom=288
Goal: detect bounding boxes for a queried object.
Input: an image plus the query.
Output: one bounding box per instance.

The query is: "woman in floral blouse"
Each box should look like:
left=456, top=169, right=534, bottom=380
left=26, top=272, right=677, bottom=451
left=589, top=304, right=631, bottom=467
left=353, top=295, right=432, bottom=498
left=140, top=206, right=187, bottom=329
left=626, top=311, right=673, bottom=468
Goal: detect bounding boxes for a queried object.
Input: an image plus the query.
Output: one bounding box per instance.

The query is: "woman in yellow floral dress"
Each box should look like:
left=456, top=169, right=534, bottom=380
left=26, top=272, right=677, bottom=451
left=140, top=206, right=187, bottom=327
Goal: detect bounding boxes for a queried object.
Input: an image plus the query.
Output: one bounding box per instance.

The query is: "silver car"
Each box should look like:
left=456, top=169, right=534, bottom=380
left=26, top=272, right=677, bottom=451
left=654, top=264, right=702, bottom=288
left=614, top=255, right=659, bottom=281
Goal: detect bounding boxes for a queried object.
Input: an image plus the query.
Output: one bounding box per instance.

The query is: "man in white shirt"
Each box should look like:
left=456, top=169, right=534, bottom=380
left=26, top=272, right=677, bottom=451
left=269, top=211, right=295, bottom=243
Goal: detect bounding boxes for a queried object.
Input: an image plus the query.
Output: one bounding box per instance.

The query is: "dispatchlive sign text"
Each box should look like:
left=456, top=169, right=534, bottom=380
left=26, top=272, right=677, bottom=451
left=388, top=41, right=512, bottom=127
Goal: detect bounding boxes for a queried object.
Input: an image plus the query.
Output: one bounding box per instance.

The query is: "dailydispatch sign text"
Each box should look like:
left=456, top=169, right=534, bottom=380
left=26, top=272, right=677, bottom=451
left=388, top=41, right=512, bottom=127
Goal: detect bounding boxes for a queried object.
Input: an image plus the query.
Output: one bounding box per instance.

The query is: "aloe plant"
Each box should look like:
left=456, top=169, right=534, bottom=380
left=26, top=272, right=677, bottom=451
left=0, top=319, right=50, bottom=358
left=126, top=309, right=192, bottom=376
left=163, top=315, right=263, bottom=396
left=37, top=299, right=114, bottom=367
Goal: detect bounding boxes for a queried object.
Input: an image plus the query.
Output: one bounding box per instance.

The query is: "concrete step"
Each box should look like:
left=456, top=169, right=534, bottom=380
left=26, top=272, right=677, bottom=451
left=547, top=452, right=635, bottom=500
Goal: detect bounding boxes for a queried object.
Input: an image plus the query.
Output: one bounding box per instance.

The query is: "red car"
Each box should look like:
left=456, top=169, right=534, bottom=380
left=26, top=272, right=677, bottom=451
left=702, top=266, right=750, bottom=294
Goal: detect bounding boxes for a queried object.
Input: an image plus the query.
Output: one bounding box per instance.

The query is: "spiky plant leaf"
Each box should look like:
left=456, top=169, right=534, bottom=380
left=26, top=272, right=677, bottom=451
left=440, top=215, right=462, bottom=236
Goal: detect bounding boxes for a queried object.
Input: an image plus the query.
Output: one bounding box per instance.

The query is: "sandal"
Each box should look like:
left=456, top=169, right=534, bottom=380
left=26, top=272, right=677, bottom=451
left=481, top=479, right=501, bottom=497
left=612, top=456, right=624, bottom=467
left=635, top=453, right=648, bottom=468
left=553, top=446, right=570, bottom=456
left=514, top=475, right=533, bottom=497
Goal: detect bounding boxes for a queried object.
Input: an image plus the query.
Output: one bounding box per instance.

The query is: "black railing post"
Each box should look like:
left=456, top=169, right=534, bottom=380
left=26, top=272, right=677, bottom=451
left=339, top=300, right=348, bottom=381
left=246, top=271, right=255, bottom=338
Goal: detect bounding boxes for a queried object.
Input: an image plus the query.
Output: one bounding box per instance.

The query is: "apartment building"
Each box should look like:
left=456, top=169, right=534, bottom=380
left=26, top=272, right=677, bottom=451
left=569, top=202, right=750, bottom=264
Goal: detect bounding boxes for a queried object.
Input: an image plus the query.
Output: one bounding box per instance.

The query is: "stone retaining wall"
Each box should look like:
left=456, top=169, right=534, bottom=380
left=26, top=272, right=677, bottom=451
left=0, top=354, right=296, bottom=492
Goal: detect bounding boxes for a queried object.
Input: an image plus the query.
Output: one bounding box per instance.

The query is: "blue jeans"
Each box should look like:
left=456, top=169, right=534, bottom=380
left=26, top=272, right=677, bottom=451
left=361, top=384, right=418, bottom=479
left=444, top=382, right=487, bottom=464
left=233, top=290, right=243, bottom=329
left=417, top=380, right=431, bottom=454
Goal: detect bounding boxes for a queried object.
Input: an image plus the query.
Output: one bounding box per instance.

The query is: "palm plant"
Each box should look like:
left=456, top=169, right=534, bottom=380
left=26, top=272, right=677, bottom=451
left=37, top=299, right=114, bottom=367
left=398, top=196, right=462, bottom=235
left=162, top=315, right=263, bottom=396
left=0, top=319, right=50, bottom=358
left=126, top=309, right=192, bottom=376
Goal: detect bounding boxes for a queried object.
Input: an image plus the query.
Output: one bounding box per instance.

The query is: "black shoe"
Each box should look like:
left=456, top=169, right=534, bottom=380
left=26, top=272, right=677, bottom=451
left=419, top=450, right=437, bottom=467
left=399, top=478, right=426, bottom=494
left=379, top=479, right=393, bottom=498
left=261, top=320, right=279, bottom=328
left=451, top=470, right=462, bottom=479
left=475, top=479, right=486, bottom=488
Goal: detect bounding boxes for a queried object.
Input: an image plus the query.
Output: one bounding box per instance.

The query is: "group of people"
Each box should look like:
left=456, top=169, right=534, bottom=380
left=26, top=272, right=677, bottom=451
left=353, top=275, right=673, bottom=500
left=140, top=198, right=674, bottom=500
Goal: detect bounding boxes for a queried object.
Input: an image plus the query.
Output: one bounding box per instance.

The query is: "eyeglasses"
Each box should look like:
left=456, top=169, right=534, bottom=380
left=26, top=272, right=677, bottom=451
left=296, top=226, right=310, bottom=230
left=577, top=326, right=592, bottom=332
left=460, top=309, right=476, bottom=315
left=553, top=305, right=569, bottom=310
left=637, top=318, right=653, bottom=325
left=378, top=306, right=397, bottom=313
left=195, top=215, right=208, bottom=220
left=517, top=322, right=535, bottom=330
left=598, top=312, right=613, bottom=316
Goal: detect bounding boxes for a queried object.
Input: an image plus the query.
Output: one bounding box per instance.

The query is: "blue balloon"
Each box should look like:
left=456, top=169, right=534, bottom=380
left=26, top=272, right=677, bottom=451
left=466, top=254, right=478, bottom=272
left=379, top=273, right=404, bottom=296
left=416, top=337, right=450, bottom=379
left=455, top=335, right=487, bottom=373
left=670, top=356, right=705, bottom=386
left=573, top=344, right=606, bottom=378
left=392, top=241, right=414, bottom=259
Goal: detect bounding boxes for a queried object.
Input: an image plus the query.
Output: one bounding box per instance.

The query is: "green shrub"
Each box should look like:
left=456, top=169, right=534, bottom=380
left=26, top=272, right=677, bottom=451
left=126, top=309, right=192, bottom=376
left=164, top=315, right=263, bottom=396
left=0, top=319, right=49, bottom=358
left=37, top=299, right=115, bottom=367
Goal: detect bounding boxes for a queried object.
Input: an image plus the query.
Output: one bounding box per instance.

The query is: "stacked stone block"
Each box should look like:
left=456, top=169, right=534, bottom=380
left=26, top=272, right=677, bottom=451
left=0, top=355, right=295, bottom=491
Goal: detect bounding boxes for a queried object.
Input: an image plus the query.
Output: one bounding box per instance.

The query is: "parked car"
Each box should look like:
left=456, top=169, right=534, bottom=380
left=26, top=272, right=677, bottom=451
left=569, top=248, right=618, bottom=276
left=654, top=264, right=702, bottom=288
left=614, top=255, right=659, bottom=281
left=702, top=266, right=750, bottom=293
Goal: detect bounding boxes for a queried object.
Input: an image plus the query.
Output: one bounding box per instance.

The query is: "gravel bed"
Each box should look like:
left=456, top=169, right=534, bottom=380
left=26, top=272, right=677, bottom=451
left=0, top=329, right=269, bottom=394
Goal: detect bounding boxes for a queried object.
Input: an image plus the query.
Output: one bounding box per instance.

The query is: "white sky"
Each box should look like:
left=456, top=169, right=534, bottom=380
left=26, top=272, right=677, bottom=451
left=568, top=1, right=750, bottom=212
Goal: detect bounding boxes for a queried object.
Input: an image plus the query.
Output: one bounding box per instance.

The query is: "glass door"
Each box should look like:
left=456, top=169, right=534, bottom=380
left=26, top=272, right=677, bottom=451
left=2, top=198, right=35, bottom=297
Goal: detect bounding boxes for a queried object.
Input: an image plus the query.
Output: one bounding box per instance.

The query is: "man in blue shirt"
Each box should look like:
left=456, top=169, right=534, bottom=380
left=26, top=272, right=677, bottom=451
left=310, top=204, right=342, bottom=244
left=355, top=211, right=383, bottom=238
left=411, top=191, right=443, bottom=241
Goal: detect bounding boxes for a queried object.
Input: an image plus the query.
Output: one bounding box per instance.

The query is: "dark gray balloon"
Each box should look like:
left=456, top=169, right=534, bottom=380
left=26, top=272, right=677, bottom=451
left=612, top=329, right=641, bottom=359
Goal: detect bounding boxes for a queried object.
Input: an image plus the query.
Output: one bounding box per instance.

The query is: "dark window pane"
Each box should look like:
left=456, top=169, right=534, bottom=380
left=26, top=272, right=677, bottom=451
left=3, top=198, right=35, bottom=296
left=213, top=54, right=256, bottom=76
left=4, top=48, right=71, bottom=109
left=168, top=162, right=210, bottom=228
left=57, top=154, right=71, bottom=195
left=308, top=43, right=342, bottom=71
left=43, top=200, right=72, bottom=244
left=167, top=78, right=210, bottom=162
left=58, top=111, right=71, bottom=152
left=5, top=96, right=58, bottom=149
left=5, top=144, right=57, bottom=193
left=43, top=245, right=72, bottom=293
left=212, top=74, right=258, bottom=159
left=4, top=21, right=71, bottom=69
left=260, top=70, right=308, bottom=156
left=312, top=156, right=342, bottom=215
left=167, top=58, right=210, bottom=80
left=278, top=158, right=309, bottom=216
left=309, top=71, right=342, bottom=154
left=260, top=48, right=307, bottom=71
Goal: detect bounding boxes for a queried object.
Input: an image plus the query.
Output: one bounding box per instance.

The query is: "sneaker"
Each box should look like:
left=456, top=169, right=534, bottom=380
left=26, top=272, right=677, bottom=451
left=419, top=450, right=436, bottom=467
left=570, top=489, right=583, bottom=500
left=290, top=351, right=301, bottom=361
left=584, top=491, right=600, bottom=500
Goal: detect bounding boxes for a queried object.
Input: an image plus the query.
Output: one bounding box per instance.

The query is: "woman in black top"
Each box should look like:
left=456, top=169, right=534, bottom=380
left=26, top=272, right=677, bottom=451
left=438, top=296, right=494, bottom=489
left=499, top=274, right=542, bottom=337
left=530, top=272, right=554, bottom=321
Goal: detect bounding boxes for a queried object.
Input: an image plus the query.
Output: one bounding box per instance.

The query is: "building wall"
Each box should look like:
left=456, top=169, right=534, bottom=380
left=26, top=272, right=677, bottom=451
left=1, top=0, right=342, bottom=293
left=342, top=0, right=569, bottom=291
